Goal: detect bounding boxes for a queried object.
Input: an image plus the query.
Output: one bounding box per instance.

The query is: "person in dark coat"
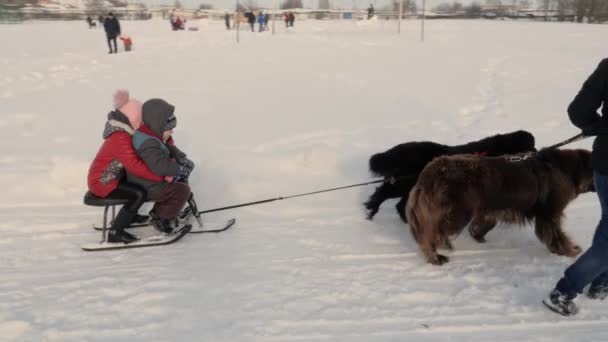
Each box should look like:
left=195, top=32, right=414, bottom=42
left=129, top=99, right=194, bottom=235
left=103, top=12, right=121, bottom=54
left=246, top=11, right=256, bottom=32
left=544, top=58, right=608, bottom=316
left=224, top=12, right=231, bottom=30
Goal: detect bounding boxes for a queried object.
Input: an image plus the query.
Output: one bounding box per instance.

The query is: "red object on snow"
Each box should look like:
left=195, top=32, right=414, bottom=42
left=119, top=35, right=133, bottom=51
left=119, top=35, right=132, bottom=46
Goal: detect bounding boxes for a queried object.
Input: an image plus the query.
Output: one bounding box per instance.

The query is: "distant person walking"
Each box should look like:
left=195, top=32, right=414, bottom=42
left=288, top=12, right=295, bottom=27
left=103, top=12, right=121, bottom=54
left=86, top=16, right=95, bottom=29
left=246, top=11, right=256, bottom=32
left=224, top=12, right=231, bottom=30
left=257, top=11, right=266, bottom=32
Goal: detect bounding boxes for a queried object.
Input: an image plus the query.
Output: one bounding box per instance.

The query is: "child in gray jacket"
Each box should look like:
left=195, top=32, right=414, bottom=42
left=128, top=98, right=194, bottom=234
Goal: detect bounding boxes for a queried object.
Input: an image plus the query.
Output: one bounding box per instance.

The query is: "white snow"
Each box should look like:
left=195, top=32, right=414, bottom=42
left=1, top=18, right=608, bottom=341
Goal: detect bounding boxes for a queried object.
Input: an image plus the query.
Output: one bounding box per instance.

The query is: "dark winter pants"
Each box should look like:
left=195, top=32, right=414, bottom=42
left=107, top=35, right=117, bottom=53
left=149, top=182, right=191, bottom=220
left=107, top=182, right=147, bottom=230
left=556, top=172, right=608, bottom=297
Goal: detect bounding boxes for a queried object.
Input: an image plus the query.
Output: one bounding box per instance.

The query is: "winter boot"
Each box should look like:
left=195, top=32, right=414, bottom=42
left=131, top=213, right=150, bottom=225
left=107, top=208, right=139, bottom=244
left=588, top=285, right=608, bottom=300
left=543, top=289, right=579, bottom=316
left=149, top=210, right=174, bottom=235
left=108, top=229, right=138, bottom=244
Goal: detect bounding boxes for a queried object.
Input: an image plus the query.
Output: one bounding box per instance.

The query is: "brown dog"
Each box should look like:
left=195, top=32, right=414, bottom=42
left=406, top=149, right=594, bottom=265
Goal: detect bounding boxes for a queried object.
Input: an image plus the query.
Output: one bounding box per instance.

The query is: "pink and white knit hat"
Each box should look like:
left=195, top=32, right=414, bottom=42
left=113, top=89, right=143, bottom=129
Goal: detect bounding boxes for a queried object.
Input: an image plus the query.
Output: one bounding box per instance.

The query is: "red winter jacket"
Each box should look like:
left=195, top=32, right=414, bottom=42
left=87, top=111, right=163, bottom=197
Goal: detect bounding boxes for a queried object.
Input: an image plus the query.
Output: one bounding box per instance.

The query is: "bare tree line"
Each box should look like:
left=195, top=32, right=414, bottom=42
left=431, top=0, right=607, bottom=22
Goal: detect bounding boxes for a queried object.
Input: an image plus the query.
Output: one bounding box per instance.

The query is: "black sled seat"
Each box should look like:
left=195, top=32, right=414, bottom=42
left=84, top=191, right=130, bottom=207
left=84, top=191, right=133, bottom=243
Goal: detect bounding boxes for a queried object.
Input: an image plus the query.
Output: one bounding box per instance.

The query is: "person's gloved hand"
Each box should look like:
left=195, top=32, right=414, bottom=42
left=178, top=157, right=195, bottom=171
left=174, top=164, right=192, bottom=183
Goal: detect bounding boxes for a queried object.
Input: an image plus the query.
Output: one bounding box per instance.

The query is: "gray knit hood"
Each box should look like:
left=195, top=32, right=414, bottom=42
left=141, top=98, right=176, bottom=137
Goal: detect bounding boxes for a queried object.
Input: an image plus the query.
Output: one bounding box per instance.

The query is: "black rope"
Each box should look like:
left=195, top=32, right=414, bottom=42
left=198, top=178, right=386, bottom=214
left=545, top=133, right=587, bottom=150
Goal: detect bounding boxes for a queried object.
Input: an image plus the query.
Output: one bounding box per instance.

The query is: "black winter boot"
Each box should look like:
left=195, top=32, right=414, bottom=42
left=149, top=211, right=174, bottom=235
left=543, top=289, right=578, bottom=316
left=131, top=214, right=150, bottom=224
left=107, top=208, right=139, bottom=244
left=108, top=229, right=138, bottom=243
left=588, top=285, right=608, bottom=300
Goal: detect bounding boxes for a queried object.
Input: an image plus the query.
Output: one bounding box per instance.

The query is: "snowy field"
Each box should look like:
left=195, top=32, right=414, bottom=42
left=2, top=18, right=608, bottom=341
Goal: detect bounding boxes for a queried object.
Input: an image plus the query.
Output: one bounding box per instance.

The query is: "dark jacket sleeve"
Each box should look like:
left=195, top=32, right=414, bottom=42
left=568, top=59, right=608, bottom=131
left=112, top=133, right=163, bottom=182
left=166, top=137, right=187, bottom=160
left=137, top=139, right=180, bottom=177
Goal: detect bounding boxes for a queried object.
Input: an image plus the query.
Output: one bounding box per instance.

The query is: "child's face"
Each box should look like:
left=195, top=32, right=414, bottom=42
left=162, top=129, right=173, bottom=142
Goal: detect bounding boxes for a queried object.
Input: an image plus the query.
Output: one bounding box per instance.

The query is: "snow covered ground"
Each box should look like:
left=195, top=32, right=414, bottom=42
left=1, top=18, right=608, bottom=341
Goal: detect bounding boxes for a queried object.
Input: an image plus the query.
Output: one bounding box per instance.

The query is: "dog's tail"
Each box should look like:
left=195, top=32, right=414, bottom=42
left=406, top=186, right=423, bottom=243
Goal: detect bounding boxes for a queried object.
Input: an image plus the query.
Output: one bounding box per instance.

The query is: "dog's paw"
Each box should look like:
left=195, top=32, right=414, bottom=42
left=473, top=236, right=487, bottom=243
left=429, top=254, right=449, bottom=266
left=468, top=226, right=487, bottom=243
left=364, top=203, right=379, bottom=220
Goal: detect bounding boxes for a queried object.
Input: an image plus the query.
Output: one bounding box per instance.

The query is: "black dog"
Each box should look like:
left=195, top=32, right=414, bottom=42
left=365, top=130, right=536, bottom=222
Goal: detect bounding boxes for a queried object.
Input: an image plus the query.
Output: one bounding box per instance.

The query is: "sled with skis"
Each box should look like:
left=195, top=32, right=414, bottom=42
left=82, top=191, right=236, bottom=252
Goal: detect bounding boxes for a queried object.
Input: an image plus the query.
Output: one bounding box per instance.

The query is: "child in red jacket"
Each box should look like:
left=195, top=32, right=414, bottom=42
left=87, top=90, right=164, bottom=243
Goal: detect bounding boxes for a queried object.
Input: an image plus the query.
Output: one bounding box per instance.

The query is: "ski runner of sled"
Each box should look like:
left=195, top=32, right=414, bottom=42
left=128, top=98, right=193, bottom=236
left=87, top=90, right=166, bottom=244
left=544, top=58, right=608, bottom=316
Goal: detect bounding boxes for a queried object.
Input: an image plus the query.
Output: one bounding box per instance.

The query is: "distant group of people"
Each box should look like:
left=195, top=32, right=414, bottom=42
left=234, top=11, right=295, bottom=32
left=86, top=13, right=132, bottom=54
left=243, top=11, right=270, bottom=32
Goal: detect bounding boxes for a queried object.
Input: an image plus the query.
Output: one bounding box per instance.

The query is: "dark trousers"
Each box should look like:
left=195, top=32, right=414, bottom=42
left=107, top=35, right=117, bottom=53
left=107, top=182, right=147, bottom=230
left=556, top=172, right=608, bottom=297
left=149, top=182, right=191, bottom=220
